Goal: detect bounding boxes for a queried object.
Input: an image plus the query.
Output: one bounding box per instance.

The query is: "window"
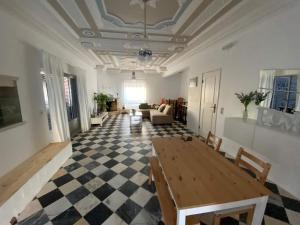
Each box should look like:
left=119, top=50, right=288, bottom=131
left=123, top=80, right=146, bottom=109
left=270, top=75, right=298, bottom=113
left=64, top=75, right=80, bottom=120
left=41, top=78, right=52, bottom=130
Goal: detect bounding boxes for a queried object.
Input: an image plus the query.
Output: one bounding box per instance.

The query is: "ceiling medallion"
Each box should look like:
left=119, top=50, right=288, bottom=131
left=82, top=30, right=96, bottom=37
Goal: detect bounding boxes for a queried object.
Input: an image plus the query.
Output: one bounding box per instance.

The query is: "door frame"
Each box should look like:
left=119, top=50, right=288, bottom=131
left=198, top=69, right=222, bottom=137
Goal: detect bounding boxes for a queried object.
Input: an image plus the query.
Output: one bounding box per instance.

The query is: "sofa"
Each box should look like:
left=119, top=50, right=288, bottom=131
left=139, top=103, right=153, bottom=119
left=140, top=109, right=151, bottom=119
left=150, top=104, right=173, bottom=125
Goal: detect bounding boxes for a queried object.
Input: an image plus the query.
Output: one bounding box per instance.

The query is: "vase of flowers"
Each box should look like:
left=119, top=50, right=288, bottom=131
left=235, top=91, right=256, bottom=121
left=254, top=91, right=269, bottom=106
left=235, top=91, right=270, bottom=121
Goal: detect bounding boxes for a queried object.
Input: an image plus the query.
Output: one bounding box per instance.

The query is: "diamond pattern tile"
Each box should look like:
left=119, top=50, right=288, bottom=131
left=17, top=114, right=300, bottom=225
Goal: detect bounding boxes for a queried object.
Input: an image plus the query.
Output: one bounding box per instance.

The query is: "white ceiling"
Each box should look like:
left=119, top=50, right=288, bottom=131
left=1, top=0, right=295, bottom=74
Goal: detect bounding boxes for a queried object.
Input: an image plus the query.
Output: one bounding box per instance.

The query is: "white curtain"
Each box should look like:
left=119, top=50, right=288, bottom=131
left=42, top=51, right=70, bottom=142
left=123, top=80, right=146, bottom=109
left=259, top=70, right=276, bottom=107
left=76, top=72, right=90, bottom=132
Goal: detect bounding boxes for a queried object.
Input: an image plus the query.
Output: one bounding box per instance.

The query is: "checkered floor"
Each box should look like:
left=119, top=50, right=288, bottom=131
left=17, top=114, right=300, bottom=225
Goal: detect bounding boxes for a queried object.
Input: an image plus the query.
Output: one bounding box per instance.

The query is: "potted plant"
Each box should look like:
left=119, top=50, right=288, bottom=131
left=235, top=91, right=256, bottom=121
left=94, top=93, right=109, bottom=113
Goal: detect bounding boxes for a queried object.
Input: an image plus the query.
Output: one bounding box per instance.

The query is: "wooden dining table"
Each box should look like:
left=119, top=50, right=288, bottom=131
left=151, top=137, right=271, bottom=225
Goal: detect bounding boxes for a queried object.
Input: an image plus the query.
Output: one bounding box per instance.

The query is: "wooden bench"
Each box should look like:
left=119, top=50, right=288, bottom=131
left=0, top=142, right=71, bottom=224
left=149, top=157, right=177, bottom=225
left=90, top=112, right=109, bottom=126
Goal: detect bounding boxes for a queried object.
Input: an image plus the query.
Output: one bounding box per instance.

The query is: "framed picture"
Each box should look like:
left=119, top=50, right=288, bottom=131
left=189, top=77, right=198, bottom=87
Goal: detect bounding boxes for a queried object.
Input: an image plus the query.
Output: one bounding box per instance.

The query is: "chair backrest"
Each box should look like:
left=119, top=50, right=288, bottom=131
left=205, top=131, right=222, bottom=152
left=235, top=147, right=271, bottom=184
left=177, top=97, right=184, bottom=104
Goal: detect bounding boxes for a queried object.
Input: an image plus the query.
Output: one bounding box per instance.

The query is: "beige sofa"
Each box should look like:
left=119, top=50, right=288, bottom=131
left=150, top=105, right=173, bottom=125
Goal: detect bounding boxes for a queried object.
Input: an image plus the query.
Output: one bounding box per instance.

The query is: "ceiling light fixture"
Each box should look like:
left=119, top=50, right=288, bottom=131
left=132, top=71, right=136, bottom=80
left=138, top=0, right=152, bottom=62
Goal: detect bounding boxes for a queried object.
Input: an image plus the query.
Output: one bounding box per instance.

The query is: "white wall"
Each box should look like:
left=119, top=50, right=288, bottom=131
left=97, top=70, right=185, bottom=107
left=166, top=3, right=300, bottom=197
left=168, top=2, right=300, bottom=136
left=0, top=6, right=97, bottom=177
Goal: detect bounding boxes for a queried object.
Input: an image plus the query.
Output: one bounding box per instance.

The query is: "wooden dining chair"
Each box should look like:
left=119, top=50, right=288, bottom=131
left=235, top=147, right=271, bottom=184
left=205, top=131, right=223, bottom=153
left=194, top=147, right=271, bottom=225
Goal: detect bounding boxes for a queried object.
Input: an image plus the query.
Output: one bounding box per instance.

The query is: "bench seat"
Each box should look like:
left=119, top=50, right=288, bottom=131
left=0, top=142, right=72, bottom=224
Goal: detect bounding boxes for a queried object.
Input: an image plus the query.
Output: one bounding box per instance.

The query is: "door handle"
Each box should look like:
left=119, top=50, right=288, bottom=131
left=210, top=104, right=217, bottom=113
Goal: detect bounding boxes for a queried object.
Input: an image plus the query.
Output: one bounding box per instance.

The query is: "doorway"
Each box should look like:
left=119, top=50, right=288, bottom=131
left=199, top=69, right=221, bottom=137
left=64, top=74, right=81, bottom=137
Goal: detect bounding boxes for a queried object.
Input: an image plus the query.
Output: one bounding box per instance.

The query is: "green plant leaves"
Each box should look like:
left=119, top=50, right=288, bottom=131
left=234, top=90, right=269, bottom=109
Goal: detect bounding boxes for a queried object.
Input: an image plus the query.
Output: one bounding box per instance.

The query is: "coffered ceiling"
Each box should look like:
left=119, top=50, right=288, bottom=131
left=0, top=0, right=295, bottom=74
left=3, top=0, right=292, bottom=74
left=45, top=0, right=243, bottom=73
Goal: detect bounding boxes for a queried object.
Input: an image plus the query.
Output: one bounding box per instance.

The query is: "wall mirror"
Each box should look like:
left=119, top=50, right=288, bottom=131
left=259, top=69, right=300, bottom=114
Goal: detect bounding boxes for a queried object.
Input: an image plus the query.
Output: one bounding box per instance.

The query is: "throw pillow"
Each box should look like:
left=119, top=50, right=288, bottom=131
left=163, top=105, right=172, bottom=115
left=158, top=104, right=166, bottom=112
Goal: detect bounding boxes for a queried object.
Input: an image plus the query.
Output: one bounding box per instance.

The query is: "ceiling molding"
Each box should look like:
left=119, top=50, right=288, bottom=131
left=88, top=49, right=103, bottom=65
left=191, top=0, right=242, bottom=38
left=42, top=0, right=258, bottom=71
left=75, top=0, right=98, bottom=31
left=43, top=0, right=80, bottom=39
left=175, top=0, right=213, bottom=36
left=164, top=0, right=296, bottom=69
left=96, top=0, right=193, bottom=30
left=47, top=0, right=81, bottom=35
left=45, top=0, right=243, bottom=71
left=0, top=0, right=99, bottom=67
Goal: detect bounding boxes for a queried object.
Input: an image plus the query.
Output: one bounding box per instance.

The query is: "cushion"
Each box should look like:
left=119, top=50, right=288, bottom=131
left=163, top=105, right=172, bottom=115
left=139, top=103, right=150, bottom=109
left=158, top=104, right=166, bottom=112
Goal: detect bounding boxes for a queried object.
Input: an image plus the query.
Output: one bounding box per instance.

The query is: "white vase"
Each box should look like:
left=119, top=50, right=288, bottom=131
left=243, top=109, right=248, bottom=121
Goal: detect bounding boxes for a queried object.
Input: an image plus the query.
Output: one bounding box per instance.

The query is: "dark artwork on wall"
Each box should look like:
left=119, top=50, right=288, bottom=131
left=0, top=77, right=22, bottom=129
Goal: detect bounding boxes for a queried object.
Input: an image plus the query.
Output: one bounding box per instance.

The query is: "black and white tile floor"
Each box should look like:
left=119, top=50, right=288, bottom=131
left=17, top=114, right=300, bottom=225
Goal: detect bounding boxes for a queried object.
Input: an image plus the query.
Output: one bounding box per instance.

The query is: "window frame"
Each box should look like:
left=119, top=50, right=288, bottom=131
left=265, top=75, right=299, bottom=113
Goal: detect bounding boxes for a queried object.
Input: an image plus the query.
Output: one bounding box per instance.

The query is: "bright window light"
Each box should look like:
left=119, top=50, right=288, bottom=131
left=124, top=80, right=146, bottom=109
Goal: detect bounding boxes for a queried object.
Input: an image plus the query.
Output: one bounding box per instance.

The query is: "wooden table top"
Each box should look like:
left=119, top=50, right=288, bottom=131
left=152, top=137, right=271, bottom=210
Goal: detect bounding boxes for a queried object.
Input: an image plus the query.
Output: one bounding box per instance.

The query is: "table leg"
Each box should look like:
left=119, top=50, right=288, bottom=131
left=177, top=210, right=186, bottom=225
left=152, top=146, right=156, bottom=156
left=252, top=196, right=268, bottom=225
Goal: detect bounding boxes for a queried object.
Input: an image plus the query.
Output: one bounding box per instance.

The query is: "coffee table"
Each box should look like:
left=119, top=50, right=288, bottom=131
left=129, top=111, right=142, bottom=130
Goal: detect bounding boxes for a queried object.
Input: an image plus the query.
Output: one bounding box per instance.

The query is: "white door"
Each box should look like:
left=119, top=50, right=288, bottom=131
left=187, top=81, right=201, bottom=135
left=199, top=70, right=221, bottom=137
